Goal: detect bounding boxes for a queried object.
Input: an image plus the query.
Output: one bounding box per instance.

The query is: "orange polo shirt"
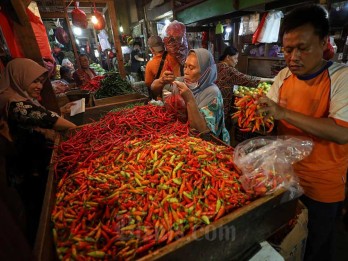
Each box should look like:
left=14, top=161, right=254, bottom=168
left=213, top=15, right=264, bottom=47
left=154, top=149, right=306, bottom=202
left=268, top=62, right=348, bottom=203
left=144, top=52, right=181, bottom=88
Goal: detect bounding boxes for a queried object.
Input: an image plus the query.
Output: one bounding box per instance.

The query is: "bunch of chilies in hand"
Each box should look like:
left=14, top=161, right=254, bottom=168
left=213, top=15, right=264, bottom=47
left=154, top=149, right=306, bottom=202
left=232, top=88, right=274, bottom=133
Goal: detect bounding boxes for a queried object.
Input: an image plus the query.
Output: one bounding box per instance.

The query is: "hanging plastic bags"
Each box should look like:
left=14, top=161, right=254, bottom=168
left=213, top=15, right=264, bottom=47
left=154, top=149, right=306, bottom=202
left=72, top=1, right=88, bottom=29
left=55, top=24, right=69, bottom=45
left=253, top=11, right=284, bottom=44
left=252, top=12, right=268, bottom=44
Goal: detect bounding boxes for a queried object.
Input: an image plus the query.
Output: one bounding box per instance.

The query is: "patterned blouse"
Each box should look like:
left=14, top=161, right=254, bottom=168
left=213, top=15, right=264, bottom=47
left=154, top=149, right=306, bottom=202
left=199, top=93, right=230, bottom=145
left=8, top=101, right=59, bottom=136
left=215, top=62, right=260, bottom=119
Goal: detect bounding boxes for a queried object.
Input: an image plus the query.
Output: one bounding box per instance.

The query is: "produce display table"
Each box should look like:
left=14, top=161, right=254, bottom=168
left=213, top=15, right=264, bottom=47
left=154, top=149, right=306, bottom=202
left=139, top=191, right=297, bottom=261
left=34, top=132, right=299, bottom=261
left=93, top=93, right=147, bottom=106
left=65, top=94, right=147, bottom=126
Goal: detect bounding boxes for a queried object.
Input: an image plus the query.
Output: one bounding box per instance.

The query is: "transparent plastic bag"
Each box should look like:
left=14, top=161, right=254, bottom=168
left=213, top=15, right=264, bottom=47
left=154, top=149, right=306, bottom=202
left=164, top=83, right=188, bottom=122
left=234, top=136, right=313, bottom=198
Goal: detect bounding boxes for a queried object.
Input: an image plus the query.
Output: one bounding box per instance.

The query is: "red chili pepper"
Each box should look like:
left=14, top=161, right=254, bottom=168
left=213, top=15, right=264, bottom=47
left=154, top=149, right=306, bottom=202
left=53, top=123, right=252, bottom=259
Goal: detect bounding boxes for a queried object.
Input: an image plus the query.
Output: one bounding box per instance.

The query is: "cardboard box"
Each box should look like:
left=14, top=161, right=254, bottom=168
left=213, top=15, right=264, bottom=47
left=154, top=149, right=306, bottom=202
left=268, top=201, right=308, bottom=261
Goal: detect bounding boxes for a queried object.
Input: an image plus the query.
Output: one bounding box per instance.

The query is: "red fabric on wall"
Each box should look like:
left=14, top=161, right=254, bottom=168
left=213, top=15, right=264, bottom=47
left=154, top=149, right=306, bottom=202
left=26, top=8, right=54, bottom=62
left=0, top=10, right=23, bottom=57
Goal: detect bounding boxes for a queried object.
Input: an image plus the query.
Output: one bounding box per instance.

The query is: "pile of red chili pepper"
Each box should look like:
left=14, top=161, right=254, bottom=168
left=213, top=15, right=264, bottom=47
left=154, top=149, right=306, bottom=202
left=80, top=75, right=105, bottom=92
left=52, top=135, right=250, bottom=260
left=54, top=105, right=189, bottom=177
left=232, top=92, right=274, bottom=133
left=239, top=169, right=293, bottom=196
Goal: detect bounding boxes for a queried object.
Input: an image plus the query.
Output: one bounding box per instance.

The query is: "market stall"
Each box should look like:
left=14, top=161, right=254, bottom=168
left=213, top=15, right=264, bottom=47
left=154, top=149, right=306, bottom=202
left=33, top=102, right=309, bottom=260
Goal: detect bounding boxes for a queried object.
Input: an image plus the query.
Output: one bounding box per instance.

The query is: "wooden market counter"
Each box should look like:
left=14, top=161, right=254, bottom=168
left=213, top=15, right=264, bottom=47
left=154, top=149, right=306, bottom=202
left=93, top=93, right=147, bottom=107
left=34, top=128, right=299, bottom=261
left=64, top=94, right=148, bottom=126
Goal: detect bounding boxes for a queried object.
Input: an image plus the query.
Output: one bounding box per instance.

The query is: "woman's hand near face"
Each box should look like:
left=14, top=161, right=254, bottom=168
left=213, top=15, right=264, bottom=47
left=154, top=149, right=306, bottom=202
left=173, top=81, right=195, bottom=103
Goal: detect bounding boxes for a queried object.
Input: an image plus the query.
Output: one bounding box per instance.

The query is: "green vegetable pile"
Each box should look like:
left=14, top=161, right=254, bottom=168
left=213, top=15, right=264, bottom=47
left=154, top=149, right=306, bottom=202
left=90, top=63, right=106, bottom=75
left=94, top=72, right=134, bottom=99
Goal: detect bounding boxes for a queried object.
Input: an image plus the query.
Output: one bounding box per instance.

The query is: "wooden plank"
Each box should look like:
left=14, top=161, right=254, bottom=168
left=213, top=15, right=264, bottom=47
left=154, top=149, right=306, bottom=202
left=107, top=0, right=127, bottom=79
left=65, top=97, right=147, bottom=126
left=94, top=93, right=146, bottom=106
left=139, top=191, right=298, bottom=261
left=40, top=11, right=65, bottom=18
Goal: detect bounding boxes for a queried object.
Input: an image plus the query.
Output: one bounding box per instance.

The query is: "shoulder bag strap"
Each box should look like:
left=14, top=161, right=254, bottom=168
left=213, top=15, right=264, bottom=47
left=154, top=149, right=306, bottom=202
left=155, top=51, right=168, bottom=79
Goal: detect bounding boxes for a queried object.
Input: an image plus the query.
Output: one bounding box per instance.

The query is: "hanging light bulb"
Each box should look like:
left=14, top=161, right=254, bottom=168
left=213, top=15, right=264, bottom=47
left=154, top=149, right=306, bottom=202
left=73, top=27, right=82, bottom=36
left=91, top=15, right=98, bottom=25
left=226, top=26, right=232, bottom=33
left=119, top=25, right=124, bottom=33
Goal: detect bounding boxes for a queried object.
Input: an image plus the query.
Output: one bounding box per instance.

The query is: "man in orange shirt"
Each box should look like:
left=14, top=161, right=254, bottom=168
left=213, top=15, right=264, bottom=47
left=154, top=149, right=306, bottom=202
left=145, top=35, right=181, bottom=100
left=258, top=5, right=348, bottom=261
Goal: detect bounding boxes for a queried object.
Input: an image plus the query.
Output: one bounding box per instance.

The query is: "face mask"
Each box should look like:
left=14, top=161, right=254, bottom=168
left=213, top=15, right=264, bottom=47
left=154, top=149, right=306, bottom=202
left=184, top=79, right=199, bottom=90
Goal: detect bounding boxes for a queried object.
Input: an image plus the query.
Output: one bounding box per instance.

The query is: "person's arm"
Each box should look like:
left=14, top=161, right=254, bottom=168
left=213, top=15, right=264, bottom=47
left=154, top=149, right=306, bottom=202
left=260, top=77, right=274, bottom=82
left=134, top=54, right=144, bottom=62
left=151, top=70, right=176, bottom=98
left=257, top=96, right=348, bottom=144
left=8, top=101, right=76, bottom=131
left=133, top=49, right=144, bottom=62
left=220, top=64, right=260, bottom=87
left=174, top=81, right=209, bottom=133
left=53, top=117, right=76, bottom=131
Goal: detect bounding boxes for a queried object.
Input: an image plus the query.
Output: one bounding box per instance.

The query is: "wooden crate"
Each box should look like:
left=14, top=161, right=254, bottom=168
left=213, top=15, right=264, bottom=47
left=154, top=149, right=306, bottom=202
left=64, top=97, right=147, bottom=126
left=139, top=191, right=297, bottom=261
left=94, top=93, right=147, bottom=106
left=34, top=129, right=298, bottom=261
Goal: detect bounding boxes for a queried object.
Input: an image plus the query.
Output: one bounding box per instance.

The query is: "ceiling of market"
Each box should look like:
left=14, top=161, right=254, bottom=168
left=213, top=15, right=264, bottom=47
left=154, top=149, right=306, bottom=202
left=35, top=0, right=107, bottom=16
left=35, top=1, right=108, bottom=30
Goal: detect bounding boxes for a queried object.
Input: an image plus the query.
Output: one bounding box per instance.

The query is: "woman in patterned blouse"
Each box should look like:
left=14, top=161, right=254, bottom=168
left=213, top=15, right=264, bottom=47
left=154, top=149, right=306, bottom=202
left=0, top=58, right=76, bottom=142
left=215, top=46, right=272, bottom=129
left=0, top=58, right=76, bottom=243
